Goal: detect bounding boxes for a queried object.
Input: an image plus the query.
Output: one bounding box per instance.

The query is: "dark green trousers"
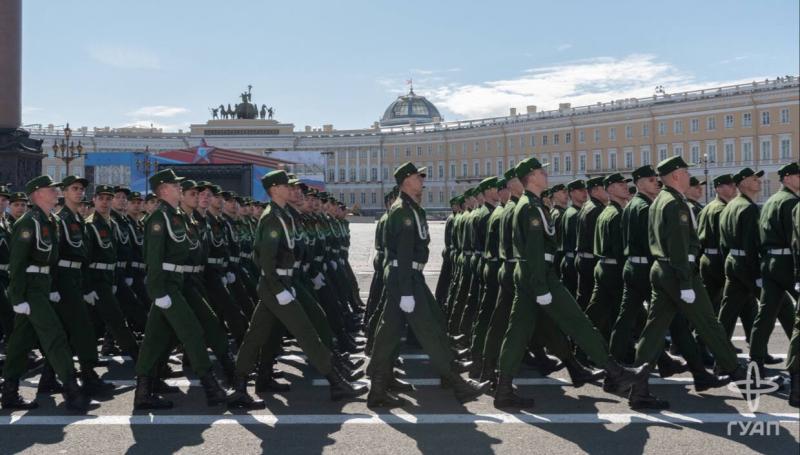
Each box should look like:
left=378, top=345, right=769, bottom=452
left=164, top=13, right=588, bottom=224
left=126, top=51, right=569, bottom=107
left=182, top=276, right=232, bottom=361
left=585, top=262, right=623, bottom=342
left=54, top=268, right=98, bottom=367
left=699, top=253, right=725, bottom=313
left=470, top=260, right=501, bottom=359
left=3, top=275, right=74, bottom=382
left=90, top=276, right=139, bottom=356
left=448, top=256, right=474, bottom=334
left=482, top=263, right=515, bottom=368
left=203, top=267, right=249, bottom=344
left=560, top=253, right=578, bottom=297
left=787, top=303, right=800, bottom=372
left=235, top=279, right=332, bottom=376
left=635, top=261, right=738, bottom=374
left=718, top=256, right=758, bottom=340
left=609, top=260, right=650, bottom=361
left=370, top=267, right=454, bottom=377
left=135, top=283, right=212, bottom=377
left=0, top=276, right=15, bottom=340
left=499, top=265, right=611, bottom=376
left=574, top=255, right=597, bottom=309
left=434, top=251, right=453, bottom=308
left=750, top=255, right=799, bottom=362
left=294, top=278, right=334, bottom=350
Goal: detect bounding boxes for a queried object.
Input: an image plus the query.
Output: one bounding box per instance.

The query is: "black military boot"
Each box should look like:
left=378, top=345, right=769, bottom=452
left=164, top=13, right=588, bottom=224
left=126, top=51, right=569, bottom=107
left=493, top=373, right=534, bottom=409
left=200, top=371, right=230, bottom=406
left=657, top=351, right=689, bottom=378
left=691, top=367, right=730, bottom=392
left=763, top=353, right=783, bottom=365
left=227, top=375, right=266, bottom=410
left=367, top=372, right=406, bottom=408
left=387, top=371, right=415, bottom=393
left=565, top=357, right=605, bottom=387
left=451, top=347, right=470, bottom=360
left=100, top=335, right=120, bottom=356
left=80, top=368, right=116, bottom=397
left=133, top=376, right=173, bottom=410
left=1, top=379, right=38, bottom=410
left=153, top=378, right=181, bottom=394
left=326, top=368, right=368, bottom=401
left=479, top=358, right=497, bottom=384
left=790, top=371, right=799, bottom=408
left=255, top=362, right=290, bottom=393
left=449, top=372, right=490, bottom=404
left=37, top=364, right=64, bottom=395
left=533, top=349, right=565, bottom=377
left=333, top=357, right=365, bottom=382
left=451, top=359, right=473, bottom=374
left=450, top=334, right=468, bottom=349
left=628, top=372, right=669, bottom=410
left=62, top=378, right=93, bottom=413
left=468, top=354, right=483, bottom=379
left=602, top=357, right=647, bottom=394
left=334, top=350, right=365, bottom=370
left=220, top=352, right=238, bottom=388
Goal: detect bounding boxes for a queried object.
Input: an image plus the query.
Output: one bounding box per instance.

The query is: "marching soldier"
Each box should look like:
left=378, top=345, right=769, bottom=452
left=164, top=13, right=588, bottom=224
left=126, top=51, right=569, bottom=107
left=0, top=185, right=13, bottom=341
left=1, top=176, right=91, bottom=412
left=574, top=177, right=607, bottom=310
left=560, top=180, right=587, bottom=297
left=434, top=196, right=460, bottom=308
left=687, top=176, right=706, bottom=217
left=7, top=192, right=28, bottom=223
left=549, top=184, right=568, bottom=278
left=368, top=162, right=489, bottom=408
left=697, top=174, right=737, bottom=314
left=749, top=162, right=800, bottom=370
left=788, top=201, right=799, bottom=407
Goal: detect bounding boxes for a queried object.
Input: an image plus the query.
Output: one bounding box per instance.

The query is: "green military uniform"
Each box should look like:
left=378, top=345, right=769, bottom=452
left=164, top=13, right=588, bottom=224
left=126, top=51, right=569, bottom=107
left=718, top=168, right=763, bottom=339
left=0, top=186, right=14, bottom=338
left=448, top=190, right=476, bottom=333
left=85, top=185, right=140, bottom=357
left=549, top=184, right=567, bottom=279
left=697, top=175, right=735, bottom=313
left=585, top=173, right=630, bottom=340
left=435, top=199, right=458, bottom=308
left=111, top=187, right=148, bottom=332
left=634, top=157, right=738, bottom=375
left=750, top=162, right=800, bottom=364
left=559, top=180, right=586, bottom=297
left=788, top=202, right=799, bottom=407
left=574, top=177, right=605, bottom=308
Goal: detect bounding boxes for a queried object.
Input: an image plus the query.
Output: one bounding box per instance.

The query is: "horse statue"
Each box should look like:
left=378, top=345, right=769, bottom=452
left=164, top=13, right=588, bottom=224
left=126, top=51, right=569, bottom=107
left=217, top=104, right=227, bottom=119
left=226, top=104, right=234, bottom=119
left=260, top=105, right=267, bottom=119
left=211, top=107, right=219, bottom=119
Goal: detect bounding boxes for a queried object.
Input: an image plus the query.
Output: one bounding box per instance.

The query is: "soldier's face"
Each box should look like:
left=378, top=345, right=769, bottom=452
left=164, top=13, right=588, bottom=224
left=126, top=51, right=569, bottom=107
left=687, top=185, right=703, bottom=200
left=636, top=176, right=660, bottom=198
left=552, top=189, right=568, bottom=206
left=198, top=189, right=211, bottom=209
left=112, top=192, right=128, bottom=211
left=530, top=169, right=548, bottom=191
left=607, top=182, right=628, bottom=200
left=93, top=194, right=113, bottom=215
left=569, top=188, right=588, bottom=205
left=211, top=195, right=223, bottom=210
left=64, top=183, right=85, bottom=205
left=782, top=174, right=800, bottom=192
left=0, top=196, right=8, bottom=213
left=715, top=183, right=737, bottom=201
left=404, top=173, right=424, bottom=197
left=743, top=175, right=761, bottom=193
left=498, top=188, right=510, bottom=203
left=145, top=199, right=158, bottom=213
left=128, top=199, right=142, bottom=214
left=10, top=200, right=28, bottom=217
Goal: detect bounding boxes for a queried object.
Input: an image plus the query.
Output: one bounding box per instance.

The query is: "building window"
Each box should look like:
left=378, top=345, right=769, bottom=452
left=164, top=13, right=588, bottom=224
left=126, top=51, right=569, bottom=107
left=438, top=163, right=444, bottom=179
left=565, top=155, right=572, bottom=173
left=462, top=162, right=468, bottom=177
left=439, top=192, right=444, bottom=203
left=339, top=169, right=346, bottom=181
left=350, top=193, right=355, bottom=204
left=449, top=163, right=455, bottom=178
left=530, top=135, right=536, bottom=147
left=707, top=116, right=716, bottom=131
left=760, top=139, right=771, bottom=162
left=542, top=135, right=548, bottom=146
left=673, top=120, right=683, bottom=134
left=473, top=161, right=479, bottom=176
left=593, top=129, right=600, bottom=143
left=427, top=145, right=432, bottom=155
left=690, top=144, right=700, bottom=164
left=724, top=142, right=734, bottom=163
left=761, top=111, right=770, bottom=126
left=742, top=112, right=752, bottom=127
left=642, top=123, right=650, bottom=137
left=428, top=192, right=433, bottom=203
left=579, top=154, right=586, bottom=172
left=609, top=128, right=616, bottom=141
left=383, top=167, right=389, bottom=179
left=509, top=158, right=516, bottom=169
left=565, top=133, right=572, bottom=144
left=593, top=151, right=601, bottom=170
left=339, top=193, right=344, bottom=202
left=485, top=161, right=491, bottom=176
left=553, top=134, right=560, bottom=145
left=609, top=151, right=617, bottom=170
left=625, top=125, right=632, bottom=139
left=625, top=150, right=633, bottom=169
left=673, top=145, right=683, bottom=158
left=706, top=143, right=717, bottom=164
left=578, top=130, right=585, bottom=144
left=658, top=122, right=667, bottom=136
left=690, top=118, right=699, bottom=133
left=405, top=147, right=411, bottom=157
left=780, top=138, right=792, bottom=159
left=370, top=192, right=376, bottom=205
left=497, top=159, right=503, bottom=175
left=553, top=156, right=560, bottom=174
left=724, top=114, right=734, bottom=128
left=328, top=169, right=335, bottom=181
left=742, top=140, right=753, bottom=163
left=371, top=168, right=377, bottom=181
left=658, top=145, right=668, bottom=162
left=641, top=147, right=651, bottom=166
left=780, top=108, right=789, bottom=124
left=462, top=143, right=467, bottom=155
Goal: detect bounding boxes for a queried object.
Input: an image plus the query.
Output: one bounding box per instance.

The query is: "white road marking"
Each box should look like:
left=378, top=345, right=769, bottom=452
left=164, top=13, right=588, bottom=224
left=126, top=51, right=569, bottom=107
left=0, top=412, right=796, bottom=426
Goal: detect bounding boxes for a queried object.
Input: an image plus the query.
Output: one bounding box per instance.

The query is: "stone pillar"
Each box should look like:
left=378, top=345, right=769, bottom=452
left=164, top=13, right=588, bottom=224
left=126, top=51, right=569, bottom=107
left=0, top=0, right=44, bottom=189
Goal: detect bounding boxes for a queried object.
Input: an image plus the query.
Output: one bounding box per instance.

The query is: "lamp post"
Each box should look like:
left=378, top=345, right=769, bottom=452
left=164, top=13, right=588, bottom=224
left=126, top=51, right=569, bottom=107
left=698, top=152, right=714, bottom=203
left=51, top=123, right=84, bottom=176
left=135, top=146, right=159, bottom=194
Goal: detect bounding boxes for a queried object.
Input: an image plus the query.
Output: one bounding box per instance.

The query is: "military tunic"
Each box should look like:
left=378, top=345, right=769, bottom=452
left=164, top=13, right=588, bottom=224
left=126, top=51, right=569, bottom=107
left=574, top=197, right=604, bottom=309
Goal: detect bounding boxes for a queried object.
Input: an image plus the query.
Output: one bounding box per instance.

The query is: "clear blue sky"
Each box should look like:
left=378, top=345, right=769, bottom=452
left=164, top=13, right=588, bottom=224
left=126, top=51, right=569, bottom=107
left=21, top=0, right=800, bottom=131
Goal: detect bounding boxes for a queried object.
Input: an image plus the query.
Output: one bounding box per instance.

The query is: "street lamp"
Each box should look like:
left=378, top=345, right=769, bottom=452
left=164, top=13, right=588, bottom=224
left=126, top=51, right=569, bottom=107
left=51, top=123, right=84, bottom=176
left=698, top=152, right=715, bottom=202
left=136, top=146, right=159, bottom=194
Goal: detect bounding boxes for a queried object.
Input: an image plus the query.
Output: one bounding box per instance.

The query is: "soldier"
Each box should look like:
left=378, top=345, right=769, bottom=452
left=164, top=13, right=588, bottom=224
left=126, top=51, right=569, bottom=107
left=574, top=177, right=607, bottom=310
left=144, top=192, right=159, bottom=215
left=368, top=162, right=489, bottom=408
left=494, top=157, right=645, bottom=409
left=631, top=156, right=741, bottom=410
left=0, top=185, right=13, bottom=342
left=749, top=162, right=800, bottom=371
left=687, top=176, right=706, bottom=217
left=111, top=186, right=148, bottom=333
left=51, top=175, right=116, bottom=396
left=125, top=191, right=149, bottom=309
left=549, top=184, right=568, bottom=278
left=0, top=176, right=91, bottom=412
left=560, top=180, right=588, bottom=297
left=585, top=173, right=632, bottom=340
left=435, top=196, right=460, bottom=308
left=133, top=169, right=232, bottom=410
left=718, top=168, right=764, bottom=341
left=7, top=192, right=28, bottom=223
left=228, top=170, right=366, bottom=410
left=697, top=174, right=737, bottom=315
left=788, top=201, right=799, bottom=407
left=365, top=188, right=396, bottom=350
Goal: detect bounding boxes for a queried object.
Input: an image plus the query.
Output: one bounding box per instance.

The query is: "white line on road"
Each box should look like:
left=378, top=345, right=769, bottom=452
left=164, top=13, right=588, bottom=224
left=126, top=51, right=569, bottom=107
left=1, top=412, right=796, bottom=426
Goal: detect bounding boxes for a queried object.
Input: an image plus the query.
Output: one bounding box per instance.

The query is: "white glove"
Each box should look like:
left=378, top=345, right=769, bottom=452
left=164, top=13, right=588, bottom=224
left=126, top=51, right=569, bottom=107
left=112, top=285, right=118, bottom=294
left=276, top=289, right=294, bottom=305
left=221, top=276, right=228, bottom=286
left=226, top=272, right=236, bottom=284
left=680, top=289, right=696, bottom=304
left=13, top=302, right=30, bottom=315
left=329, top=260, right=338, bottom=271
left=755, top=278, right=763, bottom=288
left=795, top=282, right=800, bottom=293
left=125, top=277, right=133, bottom=286
left=83, top=291, right=98, bottom=305
left=311, top=273, right=326, bottom=290
left=154, top=295, right=172, bottom=309
left=536, top=293, right=552, bottom=305
left=49, top=292, right=61, bottom=303
left=400, top=295, right=415, bottom=313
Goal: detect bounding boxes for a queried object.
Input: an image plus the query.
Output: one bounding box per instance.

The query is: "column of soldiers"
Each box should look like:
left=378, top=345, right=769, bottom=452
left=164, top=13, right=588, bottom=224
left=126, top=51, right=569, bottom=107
left=403, top=157, right=799, bottom=410
left=0, top=168, right=368, bottom=412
